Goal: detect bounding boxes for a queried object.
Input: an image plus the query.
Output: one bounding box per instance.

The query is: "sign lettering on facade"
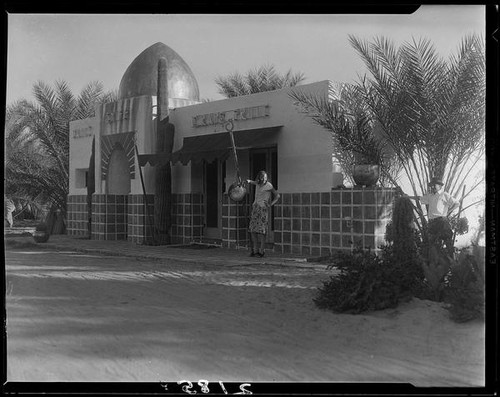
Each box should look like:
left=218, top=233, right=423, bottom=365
left=72, top=126, right=93, bottom=139
left=102, top=99, right=135, bottom=136
left=192, top=105, right=270, bottom=128
left=105, top=109, right=130, bottom=125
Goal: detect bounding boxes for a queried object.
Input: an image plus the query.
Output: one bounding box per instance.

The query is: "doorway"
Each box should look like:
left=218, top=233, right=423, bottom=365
left=249, top=147, right=277, bottom=241
left=203, top=159, right=225, bottom=240
left=106, top=145, right=131, bottom=195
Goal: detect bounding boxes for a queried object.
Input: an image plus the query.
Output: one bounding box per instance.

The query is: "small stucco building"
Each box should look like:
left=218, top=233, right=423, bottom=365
left=68, top=42, right=395, bottom=257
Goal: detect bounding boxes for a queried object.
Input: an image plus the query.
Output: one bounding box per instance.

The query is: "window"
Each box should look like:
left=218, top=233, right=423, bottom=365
left=75, top=168, right=89, bottom=188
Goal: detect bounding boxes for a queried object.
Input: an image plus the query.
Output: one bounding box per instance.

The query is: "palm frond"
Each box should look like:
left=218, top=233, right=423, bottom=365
left=216, top=64, right=305, bottom=98
left=292, top=33, right=484, bottom=216
left=33, top=81, right=57, bottom=117
left=215, top=72, right=248, bottom=97
left=289, top=84, right=399, bottom=184
left=101, top=89, right=119, bottom=104
left=5, top=79, right=113, bottom=218
left=76, top=80, right=106, bottom=119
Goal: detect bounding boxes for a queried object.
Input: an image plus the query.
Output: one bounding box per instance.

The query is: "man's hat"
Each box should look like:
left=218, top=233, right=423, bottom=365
left=428, top=177, right=444, bottom=186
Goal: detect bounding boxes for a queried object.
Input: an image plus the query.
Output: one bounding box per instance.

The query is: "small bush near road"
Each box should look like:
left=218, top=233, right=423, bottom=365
left=444, top=247, right=485, bottom=323
left=313, top=245, right=485, bottom=321
left=314, top=246, right=421, bottom=314
left=314, top=194, right=484, bottom=322
left=314, top=243, right=485, bottom=322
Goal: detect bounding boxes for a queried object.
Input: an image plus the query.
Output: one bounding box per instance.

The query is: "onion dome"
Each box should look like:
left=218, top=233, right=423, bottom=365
left=118, top=42, right=200, bottom=101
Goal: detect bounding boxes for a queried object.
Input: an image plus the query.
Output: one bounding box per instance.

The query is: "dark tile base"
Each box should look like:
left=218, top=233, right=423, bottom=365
left=67, top=187, right=395, bottom=255
left=274, top=187, right=395, bottom=256
left=67, top=195, right=90, bottom=237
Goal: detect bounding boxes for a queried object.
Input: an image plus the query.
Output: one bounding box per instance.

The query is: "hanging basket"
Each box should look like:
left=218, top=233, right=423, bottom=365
left=228, top=182, right=247, bottom=202
left=352, top=165, right=380, bottom=187
left=225, top=120, right=248, bottom=202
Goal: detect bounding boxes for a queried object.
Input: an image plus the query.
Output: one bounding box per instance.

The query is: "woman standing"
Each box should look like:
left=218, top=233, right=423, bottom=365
left=246, top=171, right=280, bottom=257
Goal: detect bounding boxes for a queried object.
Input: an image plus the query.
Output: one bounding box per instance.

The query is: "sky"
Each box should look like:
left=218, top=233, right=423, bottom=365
left=6, top=6, right=485, bottom=105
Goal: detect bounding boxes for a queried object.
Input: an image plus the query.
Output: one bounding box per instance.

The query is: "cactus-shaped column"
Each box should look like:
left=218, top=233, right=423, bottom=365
left=154, top=57, right=175, bottom=244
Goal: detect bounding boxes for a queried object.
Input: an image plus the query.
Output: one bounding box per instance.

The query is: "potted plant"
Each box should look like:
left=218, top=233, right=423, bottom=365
left=33, top=222, right=50, bottom=243
left=329, top=111, right=383, bottom=187
left=352, top=146, right=381, bottom=187
left=290, top=83, right=391, bottom=187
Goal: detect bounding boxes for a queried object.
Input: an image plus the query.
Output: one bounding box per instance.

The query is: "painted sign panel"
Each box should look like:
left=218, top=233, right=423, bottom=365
left=192, top=105, right=270, bottom=128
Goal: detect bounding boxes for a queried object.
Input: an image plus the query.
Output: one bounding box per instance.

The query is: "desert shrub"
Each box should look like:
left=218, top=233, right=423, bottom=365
left=314, top=246, right=420, bottom=314
left=417, top=217, right=469, bottom=302
left=385, top=196, right=417, bottom=256
left=385, top=195, right=426, bottom=297
left=444, top=247, right=485, bottom=322
left=418, top=242, right=455, bottom=302
left=381, top=244, right=427, bottom=300
left=315, top=195, right=428, bottom=314
left=450, top=216, right=469, bottom=236
left=315, top=194, right=483, bottom=318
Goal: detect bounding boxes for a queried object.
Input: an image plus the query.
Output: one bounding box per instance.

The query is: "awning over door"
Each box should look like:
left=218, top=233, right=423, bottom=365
left=170, top=127, right=281, bottom=165
left=137, top=153, right=171, bottom=167
left=172, top=134, right=231, bottom=165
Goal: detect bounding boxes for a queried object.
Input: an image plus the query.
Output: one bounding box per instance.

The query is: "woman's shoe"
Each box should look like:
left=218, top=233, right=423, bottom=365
left=257, top=252, right=265, bottom=258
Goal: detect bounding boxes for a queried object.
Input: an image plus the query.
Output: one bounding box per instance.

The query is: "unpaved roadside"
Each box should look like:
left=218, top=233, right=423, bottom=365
left=5, top=248, right=485, bottom=386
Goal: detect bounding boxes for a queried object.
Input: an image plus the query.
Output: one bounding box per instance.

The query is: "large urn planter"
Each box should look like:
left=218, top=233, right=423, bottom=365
left=33, top=223, right=50, bottom=243
left=352, top=165, right=380, bottom=187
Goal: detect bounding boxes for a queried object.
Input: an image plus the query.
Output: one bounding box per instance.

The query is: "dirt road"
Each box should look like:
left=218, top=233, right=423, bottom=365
left=5, top=247, right=485, bottom=386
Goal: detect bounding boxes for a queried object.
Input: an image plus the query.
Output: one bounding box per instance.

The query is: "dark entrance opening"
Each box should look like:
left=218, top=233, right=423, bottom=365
left=205, top=159, right=218, bottom=228
left=203, top=159, right=225, bottom=240
left=250, top=147, right=278, bottom=241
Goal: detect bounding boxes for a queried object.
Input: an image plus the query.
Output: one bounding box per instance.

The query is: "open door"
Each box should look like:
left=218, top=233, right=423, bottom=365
left=203, top=159, right=225, bottom=240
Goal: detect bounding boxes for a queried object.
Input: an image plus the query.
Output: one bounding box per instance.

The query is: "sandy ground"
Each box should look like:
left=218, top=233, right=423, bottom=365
left=5, top=247, right=485, bottom=386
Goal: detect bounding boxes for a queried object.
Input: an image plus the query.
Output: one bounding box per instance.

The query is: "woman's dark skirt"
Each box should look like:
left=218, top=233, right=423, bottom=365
left=249, top=204, right=268, bottom=234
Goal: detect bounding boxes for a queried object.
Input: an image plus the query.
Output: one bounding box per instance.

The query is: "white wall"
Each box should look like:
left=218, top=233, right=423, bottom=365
left=68, top=118, right=97, bottom=196
left=269, top=81, right=333, bottom=192
left=91, top=95, right=155, bottom=195
left=169, top=80, right=335, bottom=194
left=70, top=81, right=339, bottom=198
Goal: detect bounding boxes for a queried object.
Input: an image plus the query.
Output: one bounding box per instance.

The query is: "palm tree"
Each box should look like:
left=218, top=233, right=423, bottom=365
left=5, top=80, right=116, bottom=232
left=349, top=35, right=485, bottom=230
left=215, top=64, right=306, bottom=98
left=290, top=81, right=401, bottom=186
left=291, top=35, right=485, bottom=234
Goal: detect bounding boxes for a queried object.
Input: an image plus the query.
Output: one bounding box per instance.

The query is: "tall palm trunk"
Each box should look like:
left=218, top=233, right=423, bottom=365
left=154, top=58, right=174, bottom=244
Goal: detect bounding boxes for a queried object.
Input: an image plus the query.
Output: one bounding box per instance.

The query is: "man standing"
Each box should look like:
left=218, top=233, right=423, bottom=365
left=408, top=177, right=459, bottom=255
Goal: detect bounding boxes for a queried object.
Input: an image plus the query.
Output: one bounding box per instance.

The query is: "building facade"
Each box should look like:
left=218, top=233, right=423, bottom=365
left=67, top=42, right=395, bottom=256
